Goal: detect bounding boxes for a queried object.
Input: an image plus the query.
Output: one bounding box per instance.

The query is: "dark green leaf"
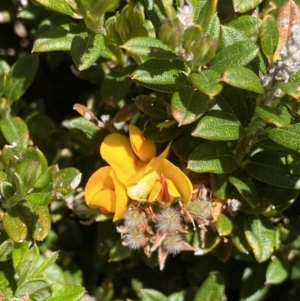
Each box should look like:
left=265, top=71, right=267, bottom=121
left=244, top=215, right=275, bottom=262
left=188, top=70, right=223, bottom=97
left=192, top=111, right=246, bottom=140
left=109, top=238, right=132, bottom=262
left=188, top=141, right=238, bottom=174
left=209, top=173, right=231, bottom=199
left=287, top=150, right=300, bottom=175
left=71, top=32, right=105, bottom=70
left=219, top=26, right=248, bottom=49
left=143, top=122, right=184, bottom=143
left=222, top=66, right=263, bottom=94
left=193, top=272, right=225, bottom=301
left=26, top=112, right=56, bottom=139
left=172, top=136, right=204, bottom=162
left=133, top=95, right=169, bottom=119
left=246, top=150, right=300, bottom=189
left=4, top=54, right=38, bottom=102
left=210, top=40, right=258, bottom=73
left=171, top=87, right=211, bottom=125
left=240, top=263, right=270, bottom=301
left=139, top=289, right=169, bottom=301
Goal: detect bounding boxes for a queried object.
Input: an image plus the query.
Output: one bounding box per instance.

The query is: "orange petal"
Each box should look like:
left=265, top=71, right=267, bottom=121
left=110, top=169, right=129, bottom=221
left=88, top=189, right=116, bottom=212
left=100, top=133, right=141, bottom=183
left=147, top=158, right=192, bottom=205
left=127, top=170, right=159, bottom=201
left=85, top=166, right=114, bottom=208
left=129, top=124, right=156, bottom=162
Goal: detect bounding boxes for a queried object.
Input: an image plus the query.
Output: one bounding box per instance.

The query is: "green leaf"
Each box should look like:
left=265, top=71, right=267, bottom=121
left=121, top=37, right=176, bottom=60
left=260, top=15, right=278, bottom=64
left=109, top=238, right=132, bottom=262
left=14, top=279, right=52, bottom=300
left=229, top=176, right=260, bottom=207
left=192, top=111, right=246, bottom=140
left=31, top=252, right=59, bottom=279
left=222, top=66, right=264, bottom=93
left=139, top=289, right=169, bottom=301
left=230, top=214, right=251, bottom=254
left=71, top=32, right=105, bottom=70
left=228, top=15, right=262, bottom=39
left=34, top=0, right=80, bottom=18
left=3, top=209, right=27, bottom=242
left=131, top=59, right=188, bottom=87
left=219, top=26, right=248, bottom=49
left=265, top=255, right=289, bottom=285
left=268, top=124, right=300, bottom=150
left=189, top=70, right=223, bottom=97
left=0, top=117, right=29, bottom=148
left=210, top=40, right=258, bottom=73
left=205, top=13, right=220, bottom=41
left=0, top=240, right=13, bottom=262
left=133, top=95, right=169, bottom=120
left=255, top=104, right=291, bottom=128
left=4, top=54, right=38, bottom=102
left=209, top=173, right=231, bottom=199
left=193, top=272, right=225, bottom=301
left=46, top=284, right=85, bottom=301
left=62, top=117, right=107, bottom=152
left=232, top=0, right=263, bottom=13
left=244, top=215, right=275, bottom=262
left=172, top=136, right=204, bottom=163
left=246, top=150, right=300, bottom=189
left=54, top=168, right=81, bottom=196
left=171, top=87, right=211, bottom=125
left=30, top=205, right=51, bottom=241
left=194, top=0, right=217, bottom=31
left=188, top=141, right=238, bottom=174
left=240, top=263, right=270, bottom=301
left=279, top=82, right=300, bottom=100
left=33, top=24, right=87, bottom=52
left=12, top=241, right=30, bottom=269
left=144, top=0, right=169, bottom=32
left=216, top=213, right=233, bottom=236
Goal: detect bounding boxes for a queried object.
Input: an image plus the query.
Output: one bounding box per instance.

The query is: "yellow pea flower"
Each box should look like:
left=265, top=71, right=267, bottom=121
left=85, top=123, right=192, bottom=220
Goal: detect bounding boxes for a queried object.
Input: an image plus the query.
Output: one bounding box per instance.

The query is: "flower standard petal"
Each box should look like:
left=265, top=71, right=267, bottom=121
left=101, top=133, right=142, bottom=183
left=129, top=124, right=156, bottom=162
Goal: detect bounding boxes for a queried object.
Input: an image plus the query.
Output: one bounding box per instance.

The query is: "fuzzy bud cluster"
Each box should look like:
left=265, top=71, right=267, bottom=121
left=117, top=183, right=219, bottom=270
left=261, top=23, right=300, bottom=99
